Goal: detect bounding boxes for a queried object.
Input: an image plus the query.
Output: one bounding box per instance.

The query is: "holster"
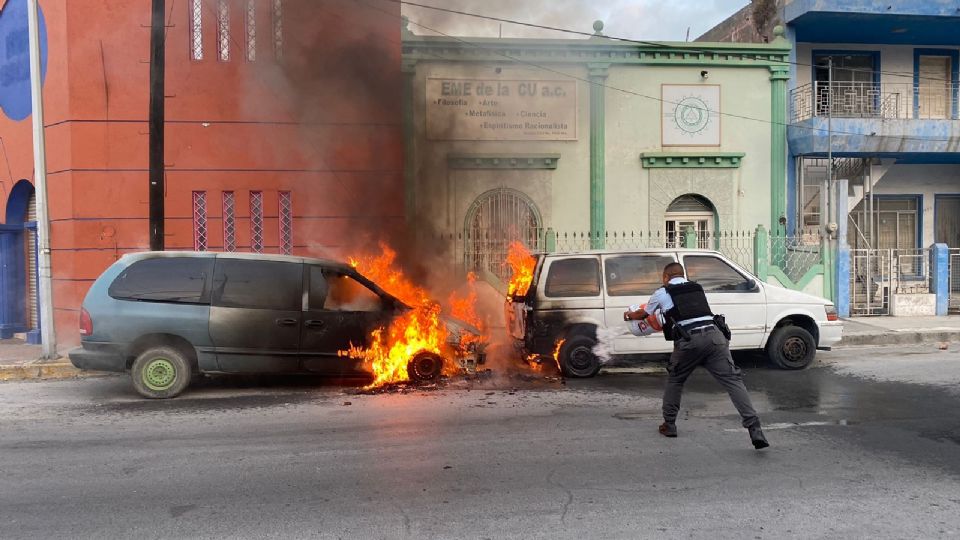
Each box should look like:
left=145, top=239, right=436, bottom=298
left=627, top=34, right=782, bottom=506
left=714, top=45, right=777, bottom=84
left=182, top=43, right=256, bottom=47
left=713, top=314, right=732, bottom=340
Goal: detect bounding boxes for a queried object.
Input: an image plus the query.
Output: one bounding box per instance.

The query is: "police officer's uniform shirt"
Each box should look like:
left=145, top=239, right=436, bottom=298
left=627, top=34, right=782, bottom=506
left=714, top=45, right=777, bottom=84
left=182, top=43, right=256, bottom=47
left=646, top=277, right=714, bottom=327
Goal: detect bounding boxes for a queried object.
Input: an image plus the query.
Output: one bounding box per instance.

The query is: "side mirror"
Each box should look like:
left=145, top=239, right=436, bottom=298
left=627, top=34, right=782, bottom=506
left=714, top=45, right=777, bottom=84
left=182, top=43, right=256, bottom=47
left=746, top=279, right=757, bottom=291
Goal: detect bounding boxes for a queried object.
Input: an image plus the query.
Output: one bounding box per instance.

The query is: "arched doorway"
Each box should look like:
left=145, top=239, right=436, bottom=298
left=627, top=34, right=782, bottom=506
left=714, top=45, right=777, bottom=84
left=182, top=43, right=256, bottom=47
left=665, top=194, right=716, bottom=248
left=0, top=180, right=40, bottom=342
left=464, top=188, right=542, bottom=283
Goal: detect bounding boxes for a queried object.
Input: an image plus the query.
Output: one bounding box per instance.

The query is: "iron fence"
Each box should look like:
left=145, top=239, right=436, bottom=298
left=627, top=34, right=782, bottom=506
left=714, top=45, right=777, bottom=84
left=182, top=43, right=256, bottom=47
left=790, top=81, right=959, bottom=122
left=951, top=249, right=960, bottom=313
left=849, top=248, right=931, bottom=316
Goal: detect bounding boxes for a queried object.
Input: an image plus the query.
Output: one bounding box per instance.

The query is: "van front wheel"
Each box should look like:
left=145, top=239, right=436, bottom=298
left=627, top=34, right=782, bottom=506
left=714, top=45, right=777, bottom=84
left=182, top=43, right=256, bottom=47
left=559, top=335, right=600, bottom=378
left=131, top=346, right=192, bottom=399
left=767, top=326, right=816, bottom=370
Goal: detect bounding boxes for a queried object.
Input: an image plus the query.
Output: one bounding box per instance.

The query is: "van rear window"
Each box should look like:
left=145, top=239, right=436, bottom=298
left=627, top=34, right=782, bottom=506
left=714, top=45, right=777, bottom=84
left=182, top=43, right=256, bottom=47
left=109, top=257, right=212, bottom=304
left=545, top=258, right=601, bottom=298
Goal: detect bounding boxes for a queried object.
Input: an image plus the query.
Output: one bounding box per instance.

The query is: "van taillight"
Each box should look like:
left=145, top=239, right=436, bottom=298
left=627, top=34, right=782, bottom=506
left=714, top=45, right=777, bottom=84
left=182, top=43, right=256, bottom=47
left=79, top=308, right=93, bottom=336
left=825, top=305, right=839, bottom=322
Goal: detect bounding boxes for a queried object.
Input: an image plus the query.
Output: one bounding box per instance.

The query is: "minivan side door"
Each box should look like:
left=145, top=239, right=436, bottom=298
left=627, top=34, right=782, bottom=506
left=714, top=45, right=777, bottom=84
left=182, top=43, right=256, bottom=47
left=600, top=253, right=678, bottom=354
left=681, top=254, right=766, bottom=348
left=209, top=258, right=304, bottom=372
left=300, top=266, right=395, bottom=374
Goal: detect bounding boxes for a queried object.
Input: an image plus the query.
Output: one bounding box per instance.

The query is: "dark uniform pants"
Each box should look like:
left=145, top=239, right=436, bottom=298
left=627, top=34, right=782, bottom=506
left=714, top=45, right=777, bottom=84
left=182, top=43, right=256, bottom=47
left=663, top=326, right=760, bottom=428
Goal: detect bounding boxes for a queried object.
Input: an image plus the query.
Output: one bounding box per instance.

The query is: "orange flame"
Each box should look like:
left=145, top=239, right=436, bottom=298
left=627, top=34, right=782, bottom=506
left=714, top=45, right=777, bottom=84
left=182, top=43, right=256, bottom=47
left=506, top=241, right=536, bottom=298
left=447, top=272, right=486, bottom=351
left=552, top=338, right=565, bottom=372
left=342, top=243, right=451, bottom=387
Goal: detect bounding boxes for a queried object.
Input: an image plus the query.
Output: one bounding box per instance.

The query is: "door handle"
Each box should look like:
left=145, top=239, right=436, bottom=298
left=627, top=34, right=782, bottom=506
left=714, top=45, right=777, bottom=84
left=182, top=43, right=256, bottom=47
left=305, top=319, right=326, bottom=329
left=276, top=318, right=298, bottom=327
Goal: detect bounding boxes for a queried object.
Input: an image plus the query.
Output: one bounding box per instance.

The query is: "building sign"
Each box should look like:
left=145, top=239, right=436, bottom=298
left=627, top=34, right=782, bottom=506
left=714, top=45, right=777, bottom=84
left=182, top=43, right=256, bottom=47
left=426, top=78, right=577, bottom=141
left=662, top=84, right=721, bottom=147
left=0, top=0, right=48, bottom=122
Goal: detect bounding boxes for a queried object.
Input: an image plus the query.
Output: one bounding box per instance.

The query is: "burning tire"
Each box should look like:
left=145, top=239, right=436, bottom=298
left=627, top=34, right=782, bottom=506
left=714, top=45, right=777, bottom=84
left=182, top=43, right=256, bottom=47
left=558, top=335, right=601, bottom=378
left=408, top=352, right=443, bottom=382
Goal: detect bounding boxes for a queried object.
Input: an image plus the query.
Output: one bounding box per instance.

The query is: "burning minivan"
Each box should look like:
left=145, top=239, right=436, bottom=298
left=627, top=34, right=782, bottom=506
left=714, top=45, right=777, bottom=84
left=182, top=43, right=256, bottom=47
left=69, top=251, right=486, bottom=398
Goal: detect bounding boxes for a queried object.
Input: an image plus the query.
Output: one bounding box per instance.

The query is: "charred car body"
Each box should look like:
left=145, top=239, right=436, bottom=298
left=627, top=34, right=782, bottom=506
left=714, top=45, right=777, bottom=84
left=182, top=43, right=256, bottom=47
left=506, top=249, right=842, bottom=377
left=69, top=252, right=485, bottom=398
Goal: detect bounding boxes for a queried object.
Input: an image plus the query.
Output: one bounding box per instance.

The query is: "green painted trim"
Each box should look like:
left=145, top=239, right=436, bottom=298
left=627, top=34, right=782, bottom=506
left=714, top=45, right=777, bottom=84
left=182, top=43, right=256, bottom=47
left=641, top=152, right=745, bottom=168
left=402, top=36, right=790, bottom=68
left=767, top=264, right=825, bottom=292
left=769, top=65, right=788, bottom=236
left=754, top=225, right=769, bottom=281
left=589, top=65, right=607, bottom=249
left=402, top=65, right=417, bottom=223
left=448, top=153, right=560, bottom=170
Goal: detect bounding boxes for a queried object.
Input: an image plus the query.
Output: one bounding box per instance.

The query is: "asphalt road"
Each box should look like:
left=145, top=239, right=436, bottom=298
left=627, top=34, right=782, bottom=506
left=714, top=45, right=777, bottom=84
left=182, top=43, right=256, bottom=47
left=2, top=346, right=960, bottom=539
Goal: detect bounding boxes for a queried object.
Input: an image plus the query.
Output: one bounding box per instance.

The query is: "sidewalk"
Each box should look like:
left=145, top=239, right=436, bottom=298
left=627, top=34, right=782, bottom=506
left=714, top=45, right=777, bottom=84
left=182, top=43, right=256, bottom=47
left=0, top=339, right=95, bottom=382
left=839, top=316, right=960, bottom=347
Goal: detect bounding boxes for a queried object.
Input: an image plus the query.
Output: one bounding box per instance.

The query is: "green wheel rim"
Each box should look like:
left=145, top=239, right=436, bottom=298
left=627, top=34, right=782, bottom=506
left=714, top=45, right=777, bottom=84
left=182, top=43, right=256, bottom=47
left=143, top=358, right=177, bottom=391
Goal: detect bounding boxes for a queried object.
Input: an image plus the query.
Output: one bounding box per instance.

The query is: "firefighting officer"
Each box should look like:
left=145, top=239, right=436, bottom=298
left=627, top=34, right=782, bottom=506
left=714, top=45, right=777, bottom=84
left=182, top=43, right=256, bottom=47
left=624, top=262, right=769, bottom=449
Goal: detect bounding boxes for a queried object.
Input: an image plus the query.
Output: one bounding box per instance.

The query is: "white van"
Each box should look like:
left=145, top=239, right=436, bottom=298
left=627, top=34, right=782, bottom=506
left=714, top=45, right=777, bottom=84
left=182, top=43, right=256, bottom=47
left=505, top=249, right=842, bottom=377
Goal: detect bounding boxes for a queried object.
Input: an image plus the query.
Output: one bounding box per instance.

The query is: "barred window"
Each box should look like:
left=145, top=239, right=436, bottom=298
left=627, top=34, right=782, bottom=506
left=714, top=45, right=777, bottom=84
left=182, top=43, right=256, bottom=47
left=250, top=191, right=264, bottom=253
left=279, top=191, right=292, bottom=255
left=190, top=0, right=203, bottom=60
left=222, top=191, right=236, bottom=252
left=217, top=0, right=231, bottom=62
left=193, top=191, right=208, bottom=251
left=245, top=0, right=257, bottom=62
left=272, top=0, right=283, bottom=60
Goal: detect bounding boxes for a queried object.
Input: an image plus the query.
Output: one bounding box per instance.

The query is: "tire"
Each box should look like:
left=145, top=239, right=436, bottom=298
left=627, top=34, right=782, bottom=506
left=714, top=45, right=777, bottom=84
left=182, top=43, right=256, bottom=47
left=559, top=334, right=600, bottom=378
left=767, top=326, right=816, bottom=370
left=131, top=346, right=193, bottom=399
left=408, top=352, right=443, bottom=382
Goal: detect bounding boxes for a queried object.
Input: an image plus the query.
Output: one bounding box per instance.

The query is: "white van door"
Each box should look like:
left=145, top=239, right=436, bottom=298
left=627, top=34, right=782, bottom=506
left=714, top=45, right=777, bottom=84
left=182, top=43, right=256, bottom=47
left=680, top=254, right=766, bottom=348
left=601, top=252, right=678, bottom=354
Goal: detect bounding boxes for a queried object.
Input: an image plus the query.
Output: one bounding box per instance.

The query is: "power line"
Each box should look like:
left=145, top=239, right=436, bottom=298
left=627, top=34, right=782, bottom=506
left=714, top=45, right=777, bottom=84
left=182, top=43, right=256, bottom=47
left=392, top=0, right=960, bottom=84
left=359, top=0, right=960, bottom=145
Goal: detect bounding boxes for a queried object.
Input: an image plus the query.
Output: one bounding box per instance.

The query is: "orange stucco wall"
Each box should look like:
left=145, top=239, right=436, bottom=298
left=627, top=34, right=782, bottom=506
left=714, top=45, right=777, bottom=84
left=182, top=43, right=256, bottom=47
left=1, top=0, right=404, bottom=350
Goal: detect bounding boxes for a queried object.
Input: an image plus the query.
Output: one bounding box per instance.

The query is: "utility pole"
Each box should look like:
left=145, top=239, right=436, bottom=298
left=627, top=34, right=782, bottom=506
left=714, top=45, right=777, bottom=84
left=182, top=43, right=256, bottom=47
left=27, top=0, right=56, bottom=358
left=149, top=0, right=166, bottom=251
left=827, top=56, right=834, bottom=231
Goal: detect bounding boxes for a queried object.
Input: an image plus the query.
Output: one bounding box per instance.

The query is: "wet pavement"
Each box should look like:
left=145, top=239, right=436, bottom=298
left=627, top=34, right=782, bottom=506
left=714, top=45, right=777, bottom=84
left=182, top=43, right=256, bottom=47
left=1, top=345, right=959, bottom=539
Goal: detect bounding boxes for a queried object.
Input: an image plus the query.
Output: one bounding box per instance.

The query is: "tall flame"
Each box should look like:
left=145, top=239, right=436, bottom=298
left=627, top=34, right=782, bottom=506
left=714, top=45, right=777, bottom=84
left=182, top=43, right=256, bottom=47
left=506, top=241, right=536, bottom=298
left=448, top=272, right=486, bottom=351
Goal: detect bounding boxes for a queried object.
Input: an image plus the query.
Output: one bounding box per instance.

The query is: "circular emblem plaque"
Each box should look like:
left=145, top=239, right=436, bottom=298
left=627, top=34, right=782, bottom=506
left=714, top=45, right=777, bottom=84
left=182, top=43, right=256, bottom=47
left=673, top=96, right=710, bottom=134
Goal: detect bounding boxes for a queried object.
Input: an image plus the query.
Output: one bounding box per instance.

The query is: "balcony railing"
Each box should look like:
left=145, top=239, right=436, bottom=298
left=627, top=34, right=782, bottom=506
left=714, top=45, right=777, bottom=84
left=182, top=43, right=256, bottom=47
left=790, top=81, right=959, bottom=123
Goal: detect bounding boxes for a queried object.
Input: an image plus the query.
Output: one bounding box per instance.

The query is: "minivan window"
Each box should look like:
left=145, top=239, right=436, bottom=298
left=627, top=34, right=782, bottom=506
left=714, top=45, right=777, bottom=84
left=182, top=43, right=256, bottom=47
left=324, top=272, right=383, bottom=312
left=545, top=258, right=601, bottom=297
left=109, top=257, right=212, bottom=304
left=605, top=255, right=675, bottom=296
left=685, top=256, right=753, bottom=292
left=212, top=259, right=303, bottom=310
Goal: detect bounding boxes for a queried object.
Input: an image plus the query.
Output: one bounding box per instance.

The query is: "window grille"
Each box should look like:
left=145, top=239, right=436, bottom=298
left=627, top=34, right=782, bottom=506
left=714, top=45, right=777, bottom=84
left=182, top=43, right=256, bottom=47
left=245, top=0, right=257, bottom=62
left=193, top=191, right=208, bottom=251
left=272, top=0, right=283, bottom=60
left=279, top=191, right=292, bottom=255
left=190, top=0, right=203, bottom=60
left=217, top=0, right=230, bottom=62
left=250, top=191, right=264, bottom=253
left=222, top=191, right=236, bottom=252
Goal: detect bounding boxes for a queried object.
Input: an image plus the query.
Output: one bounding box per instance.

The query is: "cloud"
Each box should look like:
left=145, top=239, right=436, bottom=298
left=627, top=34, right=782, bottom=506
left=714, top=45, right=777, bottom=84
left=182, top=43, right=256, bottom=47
left=401, top=0, right=749, bottom=41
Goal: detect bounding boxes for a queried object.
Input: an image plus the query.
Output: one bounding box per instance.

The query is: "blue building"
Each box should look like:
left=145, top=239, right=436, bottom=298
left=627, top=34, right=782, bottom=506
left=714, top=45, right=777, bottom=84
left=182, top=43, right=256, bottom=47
left=703, top=1, right=960, bottom=315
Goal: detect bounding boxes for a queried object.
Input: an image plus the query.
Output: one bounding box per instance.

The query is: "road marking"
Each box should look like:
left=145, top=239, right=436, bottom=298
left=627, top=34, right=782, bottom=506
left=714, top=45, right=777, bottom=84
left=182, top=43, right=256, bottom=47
left=723, top=420, right=850, bottom=432
left=601, top=366, right=667, bottom=375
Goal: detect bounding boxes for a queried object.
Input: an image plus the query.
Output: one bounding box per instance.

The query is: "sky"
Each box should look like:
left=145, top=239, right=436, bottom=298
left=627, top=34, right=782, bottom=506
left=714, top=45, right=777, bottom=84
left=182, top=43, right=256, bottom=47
left=400, top=0, right=751, bottom=42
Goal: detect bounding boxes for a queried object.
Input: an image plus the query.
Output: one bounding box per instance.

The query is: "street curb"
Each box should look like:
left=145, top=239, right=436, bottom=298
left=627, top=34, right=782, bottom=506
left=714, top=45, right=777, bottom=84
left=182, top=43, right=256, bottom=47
left=837, top=330, right=960, bottom=347
left=0, top=362, right=107, bottom=382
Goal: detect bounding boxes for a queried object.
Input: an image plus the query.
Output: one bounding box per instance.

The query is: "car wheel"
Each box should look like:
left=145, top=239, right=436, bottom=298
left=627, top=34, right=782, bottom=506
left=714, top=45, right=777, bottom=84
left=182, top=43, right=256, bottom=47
left=408, top=352, right=443, bottom=382
left=131, top=346, right=193, bottom=399
left=767, top=326, right=816, bottom=370
left=559, top=335, right=600, bottom=378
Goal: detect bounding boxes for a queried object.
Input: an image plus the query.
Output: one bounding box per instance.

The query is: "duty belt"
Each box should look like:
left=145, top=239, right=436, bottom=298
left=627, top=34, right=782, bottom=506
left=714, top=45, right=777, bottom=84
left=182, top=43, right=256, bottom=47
left=683, top=323, right=716, bottom=334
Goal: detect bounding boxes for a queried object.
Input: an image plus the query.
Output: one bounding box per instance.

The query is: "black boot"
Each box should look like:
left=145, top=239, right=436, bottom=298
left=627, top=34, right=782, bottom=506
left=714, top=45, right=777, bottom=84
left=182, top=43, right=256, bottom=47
left=748, top=424, right=769, bottom=449
left=659, top=422, right=677, bottom=438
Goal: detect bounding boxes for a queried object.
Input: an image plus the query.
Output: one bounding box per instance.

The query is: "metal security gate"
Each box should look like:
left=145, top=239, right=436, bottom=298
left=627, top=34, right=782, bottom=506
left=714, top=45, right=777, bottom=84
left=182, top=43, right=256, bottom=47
left=950, top=249, right=960, bottom=313
left=25, top=195, right=39, bottom=330
left=464, top=188, right=542, bottom=283
left=850, top=248, right=892, bottom=315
